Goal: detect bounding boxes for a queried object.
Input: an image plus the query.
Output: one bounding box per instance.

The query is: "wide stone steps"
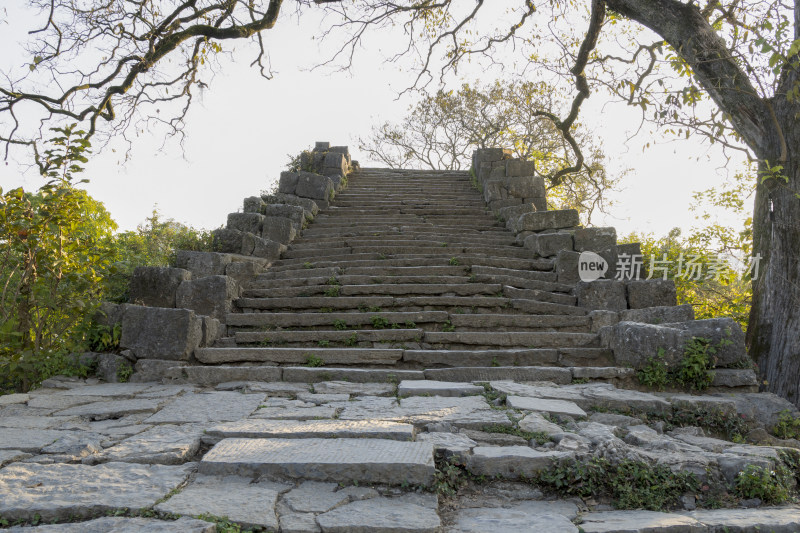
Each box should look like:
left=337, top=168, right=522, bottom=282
left=243, top=282, right=505, bottom=298
left=281, top=245, right=532, bottom=260
left=291, top=236, right=518, bottom=248
left=265, top=255, right=554, bottom=272
left=228, top=330, right=599, bottom=350
left=236, top=295, right=584, bottom=315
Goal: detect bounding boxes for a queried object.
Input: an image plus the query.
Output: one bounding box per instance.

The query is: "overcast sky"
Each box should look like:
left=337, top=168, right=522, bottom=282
left=0, top=3, right=749, bottom=239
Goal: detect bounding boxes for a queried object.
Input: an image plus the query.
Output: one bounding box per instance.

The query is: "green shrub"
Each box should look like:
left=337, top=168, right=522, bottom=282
left=734, top=464, right=790, bottom=504
left=773, top=410, right=800, bottom=440
left=637, top=349, right=669, bottom=390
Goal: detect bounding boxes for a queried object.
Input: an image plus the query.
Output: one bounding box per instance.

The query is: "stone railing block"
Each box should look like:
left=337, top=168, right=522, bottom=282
left=120, top=306, right=203, bottom=361
left=174, top=251, right=232, bottom=279
left=574, top=227, right=617, bottom=252
left=626, top=279, right=677, bottom=309
left=176, top=275, right=239, bottom=323
left=129, top=267, right=191, bottom=308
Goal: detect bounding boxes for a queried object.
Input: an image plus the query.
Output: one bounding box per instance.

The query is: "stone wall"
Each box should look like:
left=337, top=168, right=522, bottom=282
left=471, top=147, right=755, bottom=381
left=99, top=142, right=354, bottom=379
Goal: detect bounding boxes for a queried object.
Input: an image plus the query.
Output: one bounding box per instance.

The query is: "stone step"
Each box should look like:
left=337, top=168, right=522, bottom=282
left=473, top=273, right=573, bottom=294
left=236, top=296, right=581, bottom=314
left=195, top=346, right=404, bottom=365
left=233, top=328, right=424, bottom=346
left=199, top=438, right=435, bottom=485
left=226, top=311, right=450, bottom=328
left=230, top=329, right=598, bottom=350
left=318, top=207, right=491, bottom=215
left=281, top=247, right=533, bottom=260
left=203, top=419, right=416, bottom=443
left=249, top=275, right=472, bottom=289
left=242, top=283, right=504, bottom=298
left=266, top=256, right=554, bottom=273
left=291, top=236, right=518, bottom=248
left=448, top=314, right=591, bottom=330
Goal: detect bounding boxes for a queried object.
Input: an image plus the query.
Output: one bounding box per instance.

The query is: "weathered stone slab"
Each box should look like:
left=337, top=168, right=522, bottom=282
left=0, top=429, right=73, bottom=452
left=284, top=481, right=348, bottom=513
left=518, top=412, right=564, bottom=435
left=227, top=212, right=264, bottom=234
left=466, top=447, right=571, bottom=479
left=163, top=365, right=283, bottom=385
left=92, top=424, right=204, bottom=465
left=41, top=432, right=102, bottom=458
left=129, top=267, right=191, bottom=308
left=316, top=497, right=441, bottom=533
left=296, top=173, right=335, bottom=201
left=263, top=215, right=298, bottom=244
left=579, top=510, right=704, bottom=532
left=0, top=462, right=194, bottom=521
left=0, top=415, right=79, bottom=429
left=6, top=517, right=216, bottom=532
left=278, top=510, right=320, bottom=533
left=423, top=366, right=572, bottom=384
left=295, top=392, right=349, bottom=404
left=200, top=438, right=435, bottom=485
left=156, top=475, right=290, bottom=530
left=59, top=383, right=154, bottom=397
left=250, top=405, right=339, bottom=420
left=120, top=306, right=203, bottom=361
left=174, top=251, right=232, bottom=278
left=195, top=347, right=402, bottom=365
left=56, top=399, right=161, bottom=420
left=577, top=280, right=627, bottom=311
left=0, top=449, right=33, bottom=467
left=515, top=210, right=579, bottom=233
left=506, top=396, right=587, bottom=417
left=145, top=392, right=264, bottom=423
left=204, top=419, right=414, bottom=441
left=416, top=432, right=476, bottom=457
left=574, top=227, right=617, bottom=252
left=687, top=507, right=800, bottom=532
left=619, top=304, right=694, bottom=324
left=312, top=381, right=395, bottom=396
left=398, top=380, right=483, bottom=397
left=0, top=393, right=30, bottom=405
left=448, top=501, right=579, bottom=532
left=523, top=232, right=573, bottom=258
left=283, top=367, right=424, bottom=383
left=627, top=279, right=678, bottom=309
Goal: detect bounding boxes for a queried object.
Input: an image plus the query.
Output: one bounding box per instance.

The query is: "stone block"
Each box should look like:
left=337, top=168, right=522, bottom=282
left=663, top=318, right=747, bottom=367
left=174, top=251, right=232, bottom=279
left=131, top=359, right=186, bottom=382
left=263, top=203, right=306, bottom=231
left=202, top=316, right=222, bottom=347
left=466, top=447, right=570, bottom=479
left=505, top=159, right=537, bottom=177
left=226, top=212, right=264, bottom=235
left=556, top=250, right=581, bottom=284
left=525, top=197, right=548, bottom=211
left=524, top=232, right=573, bottom=258
left=627, top=279, right=678, bottom=308
left=315, top=141, right=331, bottom=151
left=120, top=306, right=203, bottom=361
left=499, top=204, right=536, bottom=226
left=577, top=280, right=627, bottom=311
left=505, top=175, right=546, bottom=198
left=278, top=171, right=300, bottom=194
left=516, top=209, right=580, bottom=233
left=616, top=241, right=642, bottom=257
left=506, top=396, right=587, bottom=417
left=483, top=180, right=506, bottom=203
left=619, top=304, right=694, bottom=324
left=129, top=267, right=191, bottom=308
left=96, top=353, right=131, bottom=383
left=323, top=152, right=348, bottom=177
left=225, top=261, right=263, bottom=284
left=316, top=497, right=441, bottom=532
left=573, top=227, right=617, bottom=252
left=589, top=310, right=619, bottom=332
left=200, top=438, right=435, bottom=485
left=251, top=235, right=285, bottom=261
left=262, top=193, right=319, bottom=217
left=242, top=196, right=265, bottom=214
left=397, top=380, right=483, bottom=397
left=211, top=228, right=244, bottom=254
left=261, top=216, right=297, bottom=244
left=472, top=148, right=512, bottom=171
left=609, top=321, right=686, bottom=369
left=176, top=276, right=239, bottom=323
left=295, top=172, right=334, bottom=201
left=478, top=161, right=506, bottom=182
left=488, top=198, right=522, bottom=212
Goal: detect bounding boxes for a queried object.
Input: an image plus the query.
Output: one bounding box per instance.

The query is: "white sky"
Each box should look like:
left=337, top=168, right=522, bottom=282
left=0, top=3, right=749, bottom=239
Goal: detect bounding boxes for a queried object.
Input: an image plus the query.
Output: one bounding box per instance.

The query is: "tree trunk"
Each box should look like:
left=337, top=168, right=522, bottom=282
left=747, top=95, right=800, bottom=404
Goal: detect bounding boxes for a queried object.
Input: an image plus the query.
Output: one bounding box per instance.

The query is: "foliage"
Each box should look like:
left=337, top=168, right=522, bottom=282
left=333, top=320, right=348, bottom=331
left=106, top=209, right=215, bottom=303
left=536, top=457, right=698, bottom=510
left=85, top=322, right=122, bottom=353
left=773, top=410, right=800, bottom=440
left=370, top=316, right=390, bottom=329
left=323, top=285, right=340, bottom=297
left=0, top=126, right=116, bottom=393
left=116, top=361, right=134, bottom=383
left=304, top=354, right=325, bottom=368
left=734, top=464, right=791, bottom=504
left=360, top=81, right=620, bottom=222
left=636, top=338, right=719, bottom=392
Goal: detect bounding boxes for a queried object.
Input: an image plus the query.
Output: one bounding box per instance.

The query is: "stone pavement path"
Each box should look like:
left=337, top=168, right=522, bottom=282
left=3, top=168, right=800, bottom=531
left=2, top=376, right=800, bottom=532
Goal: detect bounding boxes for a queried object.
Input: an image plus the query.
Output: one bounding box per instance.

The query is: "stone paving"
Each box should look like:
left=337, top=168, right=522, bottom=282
left=3, top=166, right=800, bottom=531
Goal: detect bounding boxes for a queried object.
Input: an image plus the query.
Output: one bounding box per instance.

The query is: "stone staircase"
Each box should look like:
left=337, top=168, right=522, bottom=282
left=3, top=149, right=800, bottom=532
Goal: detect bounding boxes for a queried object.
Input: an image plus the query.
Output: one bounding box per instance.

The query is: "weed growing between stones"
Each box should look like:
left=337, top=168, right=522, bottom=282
left=333, top=320, right=348, bottom=330
left=434, top=456, right=487, bottom=499
left=318, top=340, right=330, bottom=347
left=481, top=424, right=550, bottom=445
left=448, top=257, right=460, bottom=266
left=323, top=286, right=340, bottom=297
left=344, top=333, right=358, bottom=347
left=303, top=262, right=314, bottom=269
left=304, top=354, right=325, bottom=367
left=773, top=410, right=800, bottom=440
left=116, top=361, right=133, bottom=383
left=636, top=337, right=722, bottom=392
left=371, top=316, right=390, bottom=329
left=535, top=457, right=699, bottom=511
left=734, top=464, right=792, bottom=504
left=442, top=320, right=456, bottom=332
